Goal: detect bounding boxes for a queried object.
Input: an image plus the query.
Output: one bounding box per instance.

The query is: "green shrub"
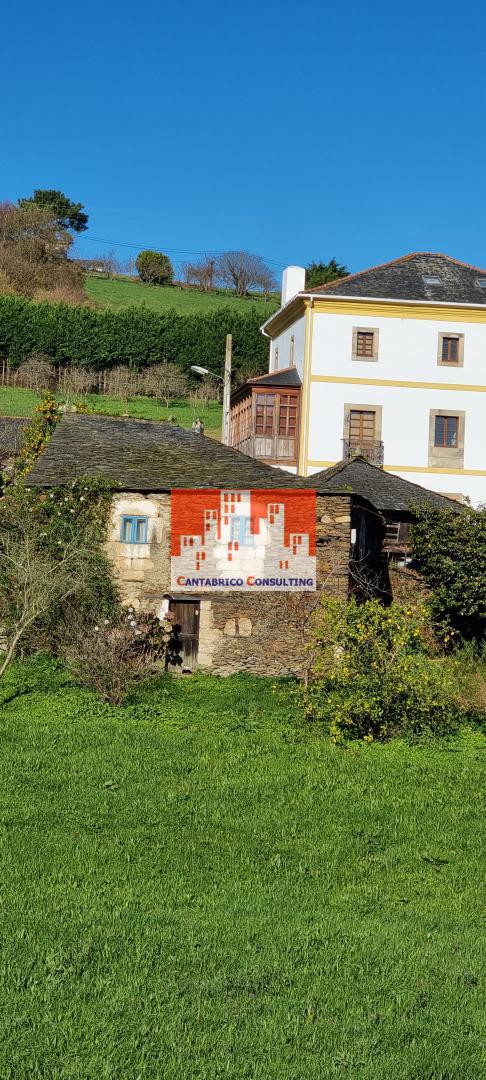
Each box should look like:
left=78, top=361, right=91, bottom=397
left=305, top=597, right=460, bottom=742
left=0, top=294, right=268, bottom=378
left=411, top=504, right=486, bottom=642
left=136, top=249, right=174, bottom=285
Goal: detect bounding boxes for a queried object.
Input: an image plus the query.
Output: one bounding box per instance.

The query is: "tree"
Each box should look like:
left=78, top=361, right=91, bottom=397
left=305, top=258, right=349, bottom=289
left=0, top=486, right=101, bottom=680
left=411, top=505, right=486, bottom=641
left=18, top=189, right=88, bottom=233
left=181, top=256, right=216, bottom=291
left=214, top=251, right=276, bottom=297
left=0, top=201, right=84, bottom=301
left=136, top=250, right=174, bottom=285
left=141, top=363, right=188, bottom=408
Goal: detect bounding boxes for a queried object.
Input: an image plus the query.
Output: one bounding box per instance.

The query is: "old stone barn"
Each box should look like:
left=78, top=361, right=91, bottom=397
left=27, top=415, right=455, bottom=677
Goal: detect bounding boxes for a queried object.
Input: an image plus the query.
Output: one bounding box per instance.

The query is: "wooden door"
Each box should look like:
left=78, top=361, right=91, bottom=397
left=169, top=599, right=200, bottom=672
left=349, top=409, right=376, bottom=447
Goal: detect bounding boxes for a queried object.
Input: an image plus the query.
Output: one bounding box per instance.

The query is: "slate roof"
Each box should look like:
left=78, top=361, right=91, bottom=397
left=247, top=368, right=301, bottom=388
left=26, top=415, right=459, bottom=518
left=0, top=417, right=29, bottom=457
left=26, top=414, right=313, bottom=491
left=307, top=253, right=486, bottom=305
left=305, top=457, right=461, bottom=512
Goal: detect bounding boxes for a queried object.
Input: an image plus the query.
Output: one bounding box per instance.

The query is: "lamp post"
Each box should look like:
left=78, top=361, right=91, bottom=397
left=190, top=333, right=232, bottom=445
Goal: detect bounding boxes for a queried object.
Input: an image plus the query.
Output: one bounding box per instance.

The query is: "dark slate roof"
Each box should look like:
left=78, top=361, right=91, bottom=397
left=307, top=253, right=486, bottom=304
left=247, top=368, right=301, bottom=388
left=0, top=417, right=29, bottom=456
left=26, top=414, right=313, bottom=491
left=305, top=457, right=461, bottom=512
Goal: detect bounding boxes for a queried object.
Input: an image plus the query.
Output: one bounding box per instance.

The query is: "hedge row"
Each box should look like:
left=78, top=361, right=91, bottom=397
left=0, top=295, right=272, bottom=378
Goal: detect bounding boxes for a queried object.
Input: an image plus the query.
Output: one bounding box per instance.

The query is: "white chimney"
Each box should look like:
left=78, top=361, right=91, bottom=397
left=281, top=265, right=306, bottom=306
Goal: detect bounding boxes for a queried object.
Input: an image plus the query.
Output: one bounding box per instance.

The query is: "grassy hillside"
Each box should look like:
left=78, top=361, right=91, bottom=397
left=0, top=657, right=484, bottom=1079
left=0, top=386, right=222, bottom=438
left=85, top=274, right=280, bottom=317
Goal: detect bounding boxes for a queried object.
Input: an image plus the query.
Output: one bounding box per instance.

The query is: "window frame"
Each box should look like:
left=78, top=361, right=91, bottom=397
left=428, top=409, right=465, bottom=468
left=352, top=326, right=379, bottom=362
left=120, top=514, right=149, bottom=544
left=437, top=332, right=464, bottom=368
left=434, top=414, right=459, bottom=448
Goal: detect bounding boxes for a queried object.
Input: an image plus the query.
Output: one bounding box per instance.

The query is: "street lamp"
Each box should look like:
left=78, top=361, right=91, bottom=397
left=190, top=365, right=222, bottom=380
left=190, top=334, right=232, bottom=446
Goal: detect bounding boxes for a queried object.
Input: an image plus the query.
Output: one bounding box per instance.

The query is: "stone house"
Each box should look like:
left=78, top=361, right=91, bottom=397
left=26, top=414, right=456, bottom=677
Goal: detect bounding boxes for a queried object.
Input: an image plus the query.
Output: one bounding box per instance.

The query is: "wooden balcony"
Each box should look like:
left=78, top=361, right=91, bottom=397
left=230, top=369, right=301, bottom=469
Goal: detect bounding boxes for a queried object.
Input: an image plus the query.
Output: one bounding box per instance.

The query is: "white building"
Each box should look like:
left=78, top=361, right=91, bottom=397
left=230, top=253, right=486, bottom=504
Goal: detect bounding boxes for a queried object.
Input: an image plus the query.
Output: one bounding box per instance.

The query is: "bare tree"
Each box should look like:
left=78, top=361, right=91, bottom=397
left=0, top=500, right=95, bottom=681
left=214, top=251, right=277, bottom=297
left=60, top=366, right=95, bottom=398
left=14, top=354, right=55, bottom=392
left=140, top=364, right=188, bottom=408
left=181, top=255, right=216, bottom=291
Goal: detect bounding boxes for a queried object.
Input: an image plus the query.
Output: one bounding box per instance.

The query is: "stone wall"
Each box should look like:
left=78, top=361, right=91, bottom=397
left=106, top=492, right=353, bottom=677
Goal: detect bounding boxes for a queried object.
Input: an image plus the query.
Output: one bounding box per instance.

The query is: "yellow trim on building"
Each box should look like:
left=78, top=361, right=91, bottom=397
left=298, top=304, right=313, bottom=475
left=306, top=460, right=486, bottom=477
left=310, top=297, right=486, bottom=323
left=310, top=374, right=486, bottom=393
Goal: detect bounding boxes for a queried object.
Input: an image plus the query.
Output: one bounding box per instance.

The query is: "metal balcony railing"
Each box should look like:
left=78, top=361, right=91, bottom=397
left=342, top=438, right=384, bottom=466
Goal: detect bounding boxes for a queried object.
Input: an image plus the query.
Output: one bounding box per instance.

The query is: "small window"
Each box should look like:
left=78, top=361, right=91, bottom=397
left=423, top=274, right=442, bottom=285
left=476, top=279, right=486, bottom=289
left=120, top=515, right=148, bottom=543
left=289, top=335, right=295, bottom=366
left=441, top=335, right=459, bottom=363
left=434, top=415, right=458, bottom=448
left=352, top=327, right=379, bottom=361
left=438, top=332, right=464, bottom=366
left=356, top=331, right=375, bottom=357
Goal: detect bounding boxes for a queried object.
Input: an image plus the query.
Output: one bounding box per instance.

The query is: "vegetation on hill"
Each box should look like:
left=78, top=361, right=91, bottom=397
left=0, top=293, right=270, bottom=379
left=0, top=200, right=85, bottom=303
left=0, top=658, right=484, bottom=1079
left=0, top=386, right=222, bottom=437
left=136, top=249, right=174, bottom=285
left=85, top=273, right=280, bottom=315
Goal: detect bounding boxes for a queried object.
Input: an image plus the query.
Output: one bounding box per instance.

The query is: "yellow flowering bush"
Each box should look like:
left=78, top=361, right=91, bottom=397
left=305, top=597, right=459, bottom=742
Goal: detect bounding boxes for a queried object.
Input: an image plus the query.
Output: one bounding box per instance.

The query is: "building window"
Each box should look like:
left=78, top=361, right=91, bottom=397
left=278, top=394, right=297, bottom=437
left=349, top=409, right=377, bottom=445
left=438, top=332, right=464, bottom=366
left=434, top=415, right=458, bottom=448
left=120, top=515, right=148, bottom=543
left=274, top=347, right=279, bottom=369
left=352, top=327, right=379, bottom=361
left=289, top=335, right=295, bottom=366
left=230, top=516, right=254, bottom=546
left=255, top=393, right=275, bottom=436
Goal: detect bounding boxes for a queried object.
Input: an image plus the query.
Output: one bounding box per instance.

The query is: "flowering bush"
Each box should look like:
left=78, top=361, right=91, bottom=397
left=305, top=597, right=459, bottom=742
left=63, top=608, right=178, bottom=704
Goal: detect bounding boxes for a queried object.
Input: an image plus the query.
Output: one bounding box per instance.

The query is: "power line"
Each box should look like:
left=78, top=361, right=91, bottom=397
left=79, top=234, right=288, bottom=268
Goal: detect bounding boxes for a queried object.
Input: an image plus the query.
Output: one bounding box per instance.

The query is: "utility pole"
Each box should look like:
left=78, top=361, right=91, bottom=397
left=222, top=333, right=232, bottom=446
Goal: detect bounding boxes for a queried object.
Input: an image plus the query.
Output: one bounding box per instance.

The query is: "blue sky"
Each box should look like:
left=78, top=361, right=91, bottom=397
left=2, top=0, right=486, bottom=280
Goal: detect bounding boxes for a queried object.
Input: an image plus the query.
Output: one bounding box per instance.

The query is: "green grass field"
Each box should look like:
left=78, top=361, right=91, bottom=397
left=85, top=275, right=280, bottom=317
left=1, top=658, right=484, bottom=1079
left=0, top=387, right=223, bottom=438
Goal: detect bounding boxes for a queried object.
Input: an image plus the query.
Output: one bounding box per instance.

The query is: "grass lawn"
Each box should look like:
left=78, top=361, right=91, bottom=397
left=85, top=275, right=280, bottom=318
left=0, top=387, right=223, bottom=439
left=0, top=659, right=484, bottom=1079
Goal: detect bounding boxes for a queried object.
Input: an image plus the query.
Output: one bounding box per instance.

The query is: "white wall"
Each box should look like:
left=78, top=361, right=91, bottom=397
left=306, top=309, right=486, bottom=504
left=269, top=315, right=305, bottom=378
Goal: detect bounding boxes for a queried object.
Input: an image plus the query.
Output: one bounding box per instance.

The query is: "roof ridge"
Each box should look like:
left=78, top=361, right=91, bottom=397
left=306, top=251, right=486, bottom=295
